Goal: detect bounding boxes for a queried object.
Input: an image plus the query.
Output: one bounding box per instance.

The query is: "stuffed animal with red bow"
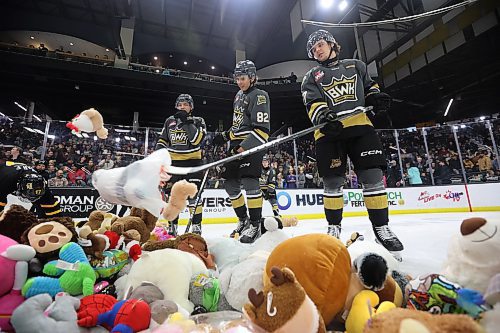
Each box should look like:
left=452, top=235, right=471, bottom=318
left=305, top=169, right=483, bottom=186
left=67, top=108, right=108, bottom=139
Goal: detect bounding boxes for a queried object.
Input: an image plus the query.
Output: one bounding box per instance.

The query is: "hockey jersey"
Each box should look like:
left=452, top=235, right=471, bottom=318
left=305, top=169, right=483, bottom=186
left=301, top=59, right=380, bottom=141
left=155, top=114, right=206, bottom=161
left=0, top=162, right=61, bottom=217
left=260, top=166, right=277, bottom=192
left=225, top=86, right=271, bottom=150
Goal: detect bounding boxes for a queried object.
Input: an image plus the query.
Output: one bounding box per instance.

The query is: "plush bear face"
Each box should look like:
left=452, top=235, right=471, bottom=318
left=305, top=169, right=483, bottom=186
left=72, top=114, right=94, bottom=132
left=27, top=221, right=73, bottom=253
left=458, top=218, right=500, bottom=265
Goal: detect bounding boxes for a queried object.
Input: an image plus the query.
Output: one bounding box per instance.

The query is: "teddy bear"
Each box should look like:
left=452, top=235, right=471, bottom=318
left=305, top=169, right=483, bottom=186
left=67, top=108, right=108, bottom=139
left=92, top=148, right=198, bottom=219
left=20, top=217, right=79, bottom=274
left=442, top=217, right=500, bottom=294
left=11, top=293, right=108, bottom=333
left=265, top=233, right=405, bottom=328
left=143, top=233, right=215, bottom=269
left=0, top=234, right=36, bottom=331
left=244, top=266, right=326, bottom=333
left=0, top=204, right=38, bottom=243
left=363, top=307, right=483, bottom=333
left=115, top=248, right=208, bottom=313
left=79, top=210, right=117, bottom=235
left=22, top=242, right=97, bottom=298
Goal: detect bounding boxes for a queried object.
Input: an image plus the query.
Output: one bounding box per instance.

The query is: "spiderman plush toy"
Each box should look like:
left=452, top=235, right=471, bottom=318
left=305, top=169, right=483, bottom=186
left=78, top=294, right=151, bottom=333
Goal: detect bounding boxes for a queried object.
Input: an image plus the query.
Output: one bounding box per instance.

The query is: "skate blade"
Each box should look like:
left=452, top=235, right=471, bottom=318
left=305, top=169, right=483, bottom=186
left=390, top=251, right=403, bottom=262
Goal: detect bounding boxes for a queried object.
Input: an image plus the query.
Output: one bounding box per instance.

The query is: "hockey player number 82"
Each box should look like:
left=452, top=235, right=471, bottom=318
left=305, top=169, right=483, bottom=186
left=257, top=112, right=269, bottom=123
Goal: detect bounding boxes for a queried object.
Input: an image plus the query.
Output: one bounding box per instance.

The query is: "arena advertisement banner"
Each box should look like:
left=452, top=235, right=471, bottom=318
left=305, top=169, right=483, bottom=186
left=48, top=184, right=499, bottom=221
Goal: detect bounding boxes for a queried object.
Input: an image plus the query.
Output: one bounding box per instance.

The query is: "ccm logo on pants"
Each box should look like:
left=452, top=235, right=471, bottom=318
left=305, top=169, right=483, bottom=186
left=360, top=150, right=383, bottom=157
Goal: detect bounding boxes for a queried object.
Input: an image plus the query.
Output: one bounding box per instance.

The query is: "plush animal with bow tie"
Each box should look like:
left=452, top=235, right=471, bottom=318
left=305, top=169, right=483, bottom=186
left=67, top=108, right=108, bottom=139
left=243, top=266, right=326, bottom=333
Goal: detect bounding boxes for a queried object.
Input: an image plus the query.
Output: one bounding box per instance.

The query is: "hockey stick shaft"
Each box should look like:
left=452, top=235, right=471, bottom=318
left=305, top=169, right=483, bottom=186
left=183, top=167, right=211, bottom=234
left=167, top=106, right=371, bottom=175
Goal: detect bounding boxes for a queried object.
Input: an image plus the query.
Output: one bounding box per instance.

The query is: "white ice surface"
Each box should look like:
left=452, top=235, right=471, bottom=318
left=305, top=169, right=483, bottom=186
left=200, top=212, right=500, bottom=278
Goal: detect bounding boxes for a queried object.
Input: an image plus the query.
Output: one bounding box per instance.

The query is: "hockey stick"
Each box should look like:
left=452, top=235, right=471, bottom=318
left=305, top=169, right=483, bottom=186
left=183, top=167, right=210, bottom=234
left=167, top=106, right=371, bottom=175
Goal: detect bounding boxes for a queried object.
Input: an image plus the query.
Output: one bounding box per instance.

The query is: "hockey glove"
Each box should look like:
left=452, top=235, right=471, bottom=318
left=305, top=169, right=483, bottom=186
left=212, top=132, right=228, bottom=146
left=318, top=110, right=344, bottom=137
left=229, top=145, right=242, bottom=156
left=174, top=111, right=189, bottom=123
left=365, top=92, right=392, bottom=114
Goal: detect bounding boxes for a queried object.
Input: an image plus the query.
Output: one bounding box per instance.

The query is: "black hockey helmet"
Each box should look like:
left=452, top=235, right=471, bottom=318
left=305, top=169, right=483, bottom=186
left=234, top=60, right=257, bottom=80
left=306, top=29, right=337, bottom=59
left=175, top=94, right=194, bottom=110
left=17, top=172, right=46, bottom=202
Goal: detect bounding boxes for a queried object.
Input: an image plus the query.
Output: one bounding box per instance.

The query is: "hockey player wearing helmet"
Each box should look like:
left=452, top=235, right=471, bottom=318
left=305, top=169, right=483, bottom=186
left=301, top=30, right=403, bottom=259
left=260, top=155, right=280, bottom=218
left=0, top=162, right=61, bottom=217
left=213, top=60, right=271, bottom=243
left=156, top=93, right=207, bottom=236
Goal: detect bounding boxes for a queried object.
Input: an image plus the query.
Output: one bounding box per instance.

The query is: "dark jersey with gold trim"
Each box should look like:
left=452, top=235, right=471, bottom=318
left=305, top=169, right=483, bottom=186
left=0, top=163, right=61, bottom=217
left=301, top=59, right=380, bottom=141
left=155, top=114, right=206, bottom=161
left=226, top=86, right=270, bottom=150
left=260, top=166, right=277, bottom=192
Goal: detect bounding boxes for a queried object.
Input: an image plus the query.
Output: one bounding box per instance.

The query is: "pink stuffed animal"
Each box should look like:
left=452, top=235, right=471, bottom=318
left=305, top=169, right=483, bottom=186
left=0, top=234, right=36, bottom=331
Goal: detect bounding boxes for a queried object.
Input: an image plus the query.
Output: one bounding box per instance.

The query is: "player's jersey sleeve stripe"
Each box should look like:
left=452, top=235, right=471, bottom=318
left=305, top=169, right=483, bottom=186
left=253, top=128, right=269, bottom=142
left=40, top=201, right=60, bottom=208
left=308, top=102, right=328, bottom=123
left=45, top=209, right=62, bottom=216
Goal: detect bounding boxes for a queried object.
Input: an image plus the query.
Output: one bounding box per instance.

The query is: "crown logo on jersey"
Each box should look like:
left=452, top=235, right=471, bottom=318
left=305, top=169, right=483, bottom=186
left=231, top=106, right=244, bottom=130
left=169, top=129, right=188, bottom=145
left=322, top=74, right=358, bottom=106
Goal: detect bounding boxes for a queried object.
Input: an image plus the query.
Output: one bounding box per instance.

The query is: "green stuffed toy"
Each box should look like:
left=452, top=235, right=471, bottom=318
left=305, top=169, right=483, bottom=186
left=188, top=273, right=234, bottom=312
left=22, top=242, right=97, bottom=298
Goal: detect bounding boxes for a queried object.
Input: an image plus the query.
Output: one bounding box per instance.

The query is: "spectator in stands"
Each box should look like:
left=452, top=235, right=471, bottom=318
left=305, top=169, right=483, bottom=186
left=38, top=43, right=48, bottom=56
left=98, top=155, right=114, bottom=169
left=286, top=168, right=297, bottom=189
left=406, top=162, right=423, bottom=186
left=47, top=164, right=57, bottom=179
left=67, top=165, right=86, bottom=186
left=276, top=173, right=284, bottom=188
left=478, top=150, right=494, bottom=176
left=48, top=170, right=68, bottom=187
left=35, top=161, right=49, bottom=180
left=297, top=167, right=306, bottom=188
left=9, top=146, right=28, bottom=164
left=289, top=72, right=297, bottom=83
left=434, top=160, right=452, bottom=185
left=386, top=160, right=401, bottom=187
left=448, top=154, right=461, bottom=175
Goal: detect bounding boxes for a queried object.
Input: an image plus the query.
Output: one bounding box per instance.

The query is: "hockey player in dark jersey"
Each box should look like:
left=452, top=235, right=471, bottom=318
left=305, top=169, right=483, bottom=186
left=301, top=30, right=404, bottom=258
left=260, top=155, right=280, bottom=217
left=213, top=60, right=271, bottom=243
left=0, top=162, right=61, bottom=217
left=155, top=94, right=207, bottom=236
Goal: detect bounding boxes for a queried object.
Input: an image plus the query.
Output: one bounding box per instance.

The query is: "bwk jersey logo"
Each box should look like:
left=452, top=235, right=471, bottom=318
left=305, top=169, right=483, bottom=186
left=232, top=106, right=244, bottom=129
left=322, top=74, right=358, bottom=105
left=169, top=130, right=188, bottom=145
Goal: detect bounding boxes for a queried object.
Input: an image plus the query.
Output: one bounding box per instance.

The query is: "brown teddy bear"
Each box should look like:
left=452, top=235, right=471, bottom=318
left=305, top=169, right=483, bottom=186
left=129, top=207, right=157, bottom=233
left=244, top=266, right=326, bottom=333
left=364, top=308, right=483, bottom=333
left=111, top=216, right=151, bottom=244
left=0, top=205, right=38, bottom=243
left=77, top=210, right=117, bottom=234
left=142, top=233, right=215, bottom=269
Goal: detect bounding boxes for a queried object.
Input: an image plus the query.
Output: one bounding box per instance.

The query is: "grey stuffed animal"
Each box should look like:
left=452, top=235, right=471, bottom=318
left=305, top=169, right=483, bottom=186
left=11, top=293, right=107, bottom=333
left=189, top=273, right=235, bottom=312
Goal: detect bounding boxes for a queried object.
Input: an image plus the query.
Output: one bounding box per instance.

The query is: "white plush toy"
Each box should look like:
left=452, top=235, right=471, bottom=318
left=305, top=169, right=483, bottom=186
left=217, top=217, right=290, bottom=311
left=92, top=149, right=196, bottom=218
left=66, top=108, right=108, bottom=139
left=117, top=248, right=208, bottom=314
left=441, top=217, right=500, bottom=294
left=481, top=273, right=500, bottom=333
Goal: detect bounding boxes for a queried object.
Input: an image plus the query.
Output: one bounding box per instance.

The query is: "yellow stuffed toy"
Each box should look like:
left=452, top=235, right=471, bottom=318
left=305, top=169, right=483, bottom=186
left=345, top=290, right=395, bottom=333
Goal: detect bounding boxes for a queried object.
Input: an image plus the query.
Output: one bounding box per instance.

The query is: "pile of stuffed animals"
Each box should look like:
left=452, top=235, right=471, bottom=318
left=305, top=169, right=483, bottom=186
left=2, top=112, right=500, bottom=332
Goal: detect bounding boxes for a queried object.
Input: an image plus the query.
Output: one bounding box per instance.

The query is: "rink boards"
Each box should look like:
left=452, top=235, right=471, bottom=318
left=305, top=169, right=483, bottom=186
left=45, top=183, right=500, bottom=223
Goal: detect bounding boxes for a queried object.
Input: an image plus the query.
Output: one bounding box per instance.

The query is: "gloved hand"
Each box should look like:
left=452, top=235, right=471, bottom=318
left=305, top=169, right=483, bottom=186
left=318, top=110, right=343, bottom=137
left=212, top=132, right=228, bottom=146
left=174, top=111, right=189, bottom=123
left=365, top=92, right=392, bottom=114
left=229, top=145, right=242, bottom=156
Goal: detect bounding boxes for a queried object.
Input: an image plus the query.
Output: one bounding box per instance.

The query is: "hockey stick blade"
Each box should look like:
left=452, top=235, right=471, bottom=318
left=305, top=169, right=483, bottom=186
left=167, top=106, right=371, bottom=175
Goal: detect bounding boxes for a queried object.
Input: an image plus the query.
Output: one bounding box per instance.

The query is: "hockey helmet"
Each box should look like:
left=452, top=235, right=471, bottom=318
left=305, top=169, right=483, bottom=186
left=234, top=60, right=257, bottom=80
left=306, top=29, right=337, bottom=59
left=175, top=94, right=194, bottom=110
left=17, top=172, right=46, bottom=202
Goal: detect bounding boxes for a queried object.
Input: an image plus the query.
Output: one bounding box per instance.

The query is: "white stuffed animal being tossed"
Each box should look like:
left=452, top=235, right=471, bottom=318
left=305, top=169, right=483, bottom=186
left=66, top=108, right=108, bottom=139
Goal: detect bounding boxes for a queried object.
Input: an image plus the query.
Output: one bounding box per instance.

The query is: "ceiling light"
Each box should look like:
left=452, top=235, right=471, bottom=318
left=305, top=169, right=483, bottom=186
left=211, top=66, right=215, bottom=70
left=339, top=0, right=348, bottom=11
left=198, top=59, right=202, bottom=63
left=460, top=124, right=466, bottom=129
left=131, top=137, right=137, bottom=141
left=444, top=98, right=454, bottom=117
left=480, top=116, right=486, bottom=120
left=69, top=42, right=74, bottom=46
left=169, top=54, right=173, bottom=58
left=105, top=48, right=110, bottom=52
left=47, top=135, right=56, bottom=139
left=124, top=136, right=131, bottom=140
left=115, top=138, right=120, bottom=143
left=155, top=69, right=160, bottom=73
left=30, top=36, right=35, bottom=40
left=320, top=0, right=334, bottom=9
left=183, top=61, right=188, bottom=65
left=14, top=102, right=27, bottom=112
left=93, top=135, right=98, bottom=141
left=154, top=56, right=158, bottom=60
